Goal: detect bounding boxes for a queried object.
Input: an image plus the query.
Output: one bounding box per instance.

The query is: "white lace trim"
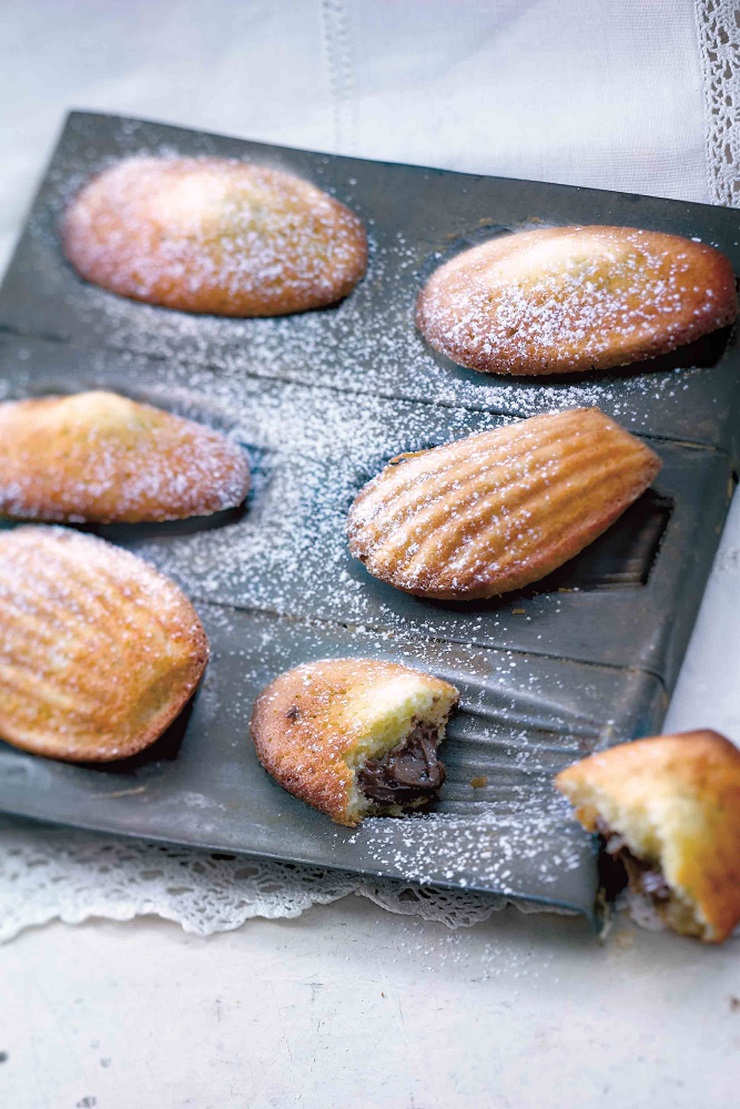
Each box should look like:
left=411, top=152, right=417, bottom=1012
left=0, top=817, right=525, bottom=943
left=694, top=0, right=739, bottom=206
left=321, top=0, right=357, bottom=154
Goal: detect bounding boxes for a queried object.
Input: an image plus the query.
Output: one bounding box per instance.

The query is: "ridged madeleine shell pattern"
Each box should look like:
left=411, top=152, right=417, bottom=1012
left=347, top=408, right=662, bottom=600
left=0, top=527, right=209, bottom=762
left=0, top=390, right=250, bottom=524
left=62, top=156, right=368, bottom=316
left=416, top=225, right=737, bottom=376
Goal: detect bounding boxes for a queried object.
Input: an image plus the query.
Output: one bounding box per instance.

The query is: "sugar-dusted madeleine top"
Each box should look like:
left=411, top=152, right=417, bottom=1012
left=347, top=407, right=662, bottom=600
left=416, top=225, right=737, bottom=375
left=0, top=390, right=250, bottom=523
left=555, top=730, right=740, bottom=943
left=62, top=156, right=368, bottom=316
left=250, top=658, right=459, bottom=826
left=0, top=527, right=208, bottom=762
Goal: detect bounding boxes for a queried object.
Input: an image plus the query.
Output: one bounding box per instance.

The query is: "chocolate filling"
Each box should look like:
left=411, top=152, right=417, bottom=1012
left=595, top=818, right=671, bottom=902
left=358, top=721, right=446, bottom=807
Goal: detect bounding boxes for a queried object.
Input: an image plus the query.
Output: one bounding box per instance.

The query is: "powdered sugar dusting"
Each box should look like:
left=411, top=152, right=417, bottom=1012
left=0, top=390, right=250, bottom=523
left=0, top=331, right=681, bottom=677
left=62, top=156, right=367, bottom=316
left=417, top=225, right=736, bottom=375
left=1, top=113, right=734, bottom=912
left=356, top=796, right=583, bottom=895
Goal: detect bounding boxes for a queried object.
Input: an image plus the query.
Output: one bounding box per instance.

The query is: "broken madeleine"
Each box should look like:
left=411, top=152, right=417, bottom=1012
left=0, top=390, right=250, bottom=523
left=555, top=730, right=740, bottom=943
left=250, top=658, right=459, bottom=826
left=62, top=156, right=368, bottom=316
left=0, top=527, right=208, bottom=762
left=416, top=225, right=737, bottom=375
left=347, top=407, right=662, bottom=600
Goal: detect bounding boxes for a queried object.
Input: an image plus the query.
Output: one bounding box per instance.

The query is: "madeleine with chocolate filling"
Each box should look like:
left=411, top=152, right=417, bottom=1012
left=0, top=390, right=250, bottom=524
left=555, top=730, right=740, bottom=943
left=250, top=659, right=459, bottom=826
left=62, top=156, right=368, bottom=316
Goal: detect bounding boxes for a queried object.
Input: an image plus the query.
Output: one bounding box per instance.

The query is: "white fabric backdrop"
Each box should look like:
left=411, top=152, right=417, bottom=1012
left=0, top=0, right=737, bottom=940
left=1, top=0, right=724, bottom=272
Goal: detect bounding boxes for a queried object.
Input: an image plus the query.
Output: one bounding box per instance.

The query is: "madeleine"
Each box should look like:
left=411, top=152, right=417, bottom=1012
left=0, top=527, right=208, bottom=762
left=250, top=658, right=458, bottom=826
left=0, top=390, right=250, bottom=523
left=348, top=408, right=661, bottom=599
left=63, top=156, right=367, bottom=316
left=417, top=225, right=736, bottom=375
left=556, top=730, right=740, bottom=943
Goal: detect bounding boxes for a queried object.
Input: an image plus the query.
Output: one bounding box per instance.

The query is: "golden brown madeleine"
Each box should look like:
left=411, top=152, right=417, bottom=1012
left=555, top=730, right=740, bottom=943
left=0, top=527, right=208, bottom=762
left=0, top=390, right=250, bottom=523
left=250, top=658, right=459, bottom=826
left=62, top=156, right=367, bottom=316
left=416, top=225, right=737, bottom=375
left=348, top=407, right=661, bottom=600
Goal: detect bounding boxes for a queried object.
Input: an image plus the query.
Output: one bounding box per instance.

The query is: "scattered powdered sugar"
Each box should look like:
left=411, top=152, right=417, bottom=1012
left=1, top=114, right=731, bottom=912
left=0, top=326, right=659, bottom=904
left=2, top=113, right=726, bottom=454
left=354, top=794, right=584, bottom=895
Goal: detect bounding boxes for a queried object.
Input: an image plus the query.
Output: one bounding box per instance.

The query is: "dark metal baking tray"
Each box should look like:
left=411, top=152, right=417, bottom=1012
left=2, top=113, right=738, bottom=459
left=0, top=111, right=737, bottom=923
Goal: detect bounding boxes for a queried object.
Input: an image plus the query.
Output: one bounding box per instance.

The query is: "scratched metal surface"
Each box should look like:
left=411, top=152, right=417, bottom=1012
left=0, top=112, right=736, bottom=921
